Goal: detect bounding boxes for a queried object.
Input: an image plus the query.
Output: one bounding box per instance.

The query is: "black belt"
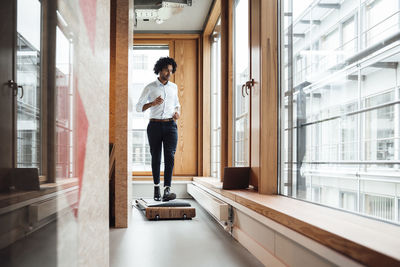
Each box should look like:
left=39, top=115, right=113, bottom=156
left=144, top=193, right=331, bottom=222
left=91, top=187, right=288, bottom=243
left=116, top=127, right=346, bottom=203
left=150, top=118, right=174, bottom=122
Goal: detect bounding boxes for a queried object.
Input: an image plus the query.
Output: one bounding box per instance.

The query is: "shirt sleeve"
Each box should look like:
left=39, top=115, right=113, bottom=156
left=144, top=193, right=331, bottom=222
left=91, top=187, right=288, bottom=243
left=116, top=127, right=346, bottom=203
left=174, top=86, right=181, bottom=115
left=136, top=85, right=150, bottom=113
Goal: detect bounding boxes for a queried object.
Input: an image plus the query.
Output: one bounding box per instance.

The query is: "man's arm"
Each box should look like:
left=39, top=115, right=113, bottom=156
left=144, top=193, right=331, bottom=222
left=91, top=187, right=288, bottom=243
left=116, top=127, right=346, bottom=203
left=142, top=102, right=153, bottom=112
left=142, top=96, right=164, bottom=112
left=136, top=86, right=150, bottom=113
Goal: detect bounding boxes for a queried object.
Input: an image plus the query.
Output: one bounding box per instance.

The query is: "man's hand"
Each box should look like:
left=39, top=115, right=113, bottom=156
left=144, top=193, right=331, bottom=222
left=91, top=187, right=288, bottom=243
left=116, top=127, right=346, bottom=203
left=142, top=96, right=164, bottom=112
left=173, top=112, right=180, bottom=120
left=152, top=95, right=164, bottom=107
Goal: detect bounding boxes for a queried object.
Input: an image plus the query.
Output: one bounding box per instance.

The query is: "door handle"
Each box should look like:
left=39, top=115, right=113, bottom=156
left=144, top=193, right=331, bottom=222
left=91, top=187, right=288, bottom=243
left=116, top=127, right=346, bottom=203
left=245, top=79, right=255, bottom=95
left=8, top=80, right=17, bottom=96
left=8, top=80, right=24, bottom=99
left=241, top=84, right=246, bottom=97
left=18, top=85, right=24, bottom=99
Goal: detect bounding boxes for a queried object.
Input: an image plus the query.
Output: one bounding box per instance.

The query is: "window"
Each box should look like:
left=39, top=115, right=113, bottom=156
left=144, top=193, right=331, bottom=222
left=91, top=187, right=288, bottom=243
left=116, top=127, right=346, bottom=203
left=398, top=199, right=400, bottom=222
left=130, top=45, right=169, bottom=172
left=16, top=0, right=42, bottom=172
left=233, top=0, right=250, bottom=167
left=362, top=193, right=394, bottom=220
left=55, top=21, right=75, bottom=179
left=133, top=54, right=148, bottom=70
left=342, top=16, right=357, bottom=57
left=321, top=28, right=339, bottom=69
left=340, top=191, right=357, bottom=211
left=364, top=0, right=400, bottom=48
left=210, top=18, right=222, bottom=178
left=281, top=0, right=400, bottom=224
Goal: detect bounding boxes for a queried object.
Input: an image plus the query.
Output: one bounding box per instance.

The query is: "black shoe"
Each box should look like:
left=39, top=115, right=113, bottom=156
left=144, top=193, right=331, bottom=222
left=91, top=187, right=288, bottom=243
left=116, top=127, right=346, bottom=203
left=162, top=187, right=176, bottom=202
left=154, top=186, right=161, bottom=201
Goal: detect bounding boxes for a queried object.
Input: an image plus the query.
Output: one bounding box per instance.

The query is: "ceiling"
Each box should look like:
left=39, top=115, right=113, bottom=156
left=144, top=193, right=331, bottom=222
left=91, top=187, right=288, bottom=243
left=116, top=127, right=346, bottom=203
left=134, top=0, right=214, bottom=33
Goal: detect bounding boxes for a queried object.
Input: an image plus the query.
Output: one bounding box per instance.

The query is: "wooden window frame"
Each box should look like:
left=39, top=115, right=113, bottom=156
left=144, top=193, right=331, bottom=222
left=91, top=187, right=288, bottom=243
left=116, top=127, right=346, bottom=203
left=202, top=0, right=222, bottom=178
left=205, top=0, right=278, bottom=193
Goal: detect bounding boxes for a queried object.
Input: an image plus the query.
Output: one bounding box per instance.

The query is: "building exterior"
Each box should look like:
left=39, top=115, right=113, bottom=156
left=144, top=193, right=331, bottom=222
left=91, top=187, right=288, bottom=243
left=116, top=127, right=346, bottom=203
left=282, top=0, right=400, bottom=224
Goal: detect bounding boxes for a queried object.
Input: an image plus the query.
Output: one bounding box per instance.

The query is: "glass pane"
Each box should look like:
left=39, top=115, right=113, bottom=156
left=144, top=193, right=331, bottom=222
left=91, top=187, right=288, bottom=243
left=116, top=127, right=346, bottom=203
left=363, top=0, right=400, bottom=49
left=56, top=26, right=75, bottom=179
left=281, top=0, right=400, bottom=224
left=130, top=46, right=169, bottom=171
left=234, top=0, right=250, bottom=167
left=16, top=0, right=41, bottom=171
left=211, top=18, right=222, bottom=178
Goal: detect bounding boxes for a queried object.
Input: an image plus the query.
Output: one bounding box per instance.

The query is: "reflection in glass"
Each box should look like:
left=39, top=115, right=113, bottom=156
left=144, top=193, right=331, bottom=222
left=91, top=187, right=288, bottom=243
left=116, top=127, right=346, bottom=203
left=281, top=0, right=400, bottom=224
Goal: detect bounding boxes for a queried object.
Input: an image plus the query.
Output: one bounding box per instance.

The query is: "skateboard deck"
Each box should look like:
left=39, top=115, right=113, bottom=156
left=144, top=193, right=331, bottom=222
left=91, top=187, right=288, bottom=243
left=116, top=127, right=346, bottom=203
left=135, top=198, right=196, bottom=220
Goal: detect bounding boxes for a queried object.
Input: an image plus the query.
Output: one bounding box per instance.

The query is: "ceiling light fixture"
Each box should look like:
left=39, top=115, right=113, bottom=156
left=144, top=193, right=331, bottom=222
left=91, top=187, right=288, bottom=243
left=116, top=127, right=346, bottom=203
left=134, top=0, right=192, bottom=27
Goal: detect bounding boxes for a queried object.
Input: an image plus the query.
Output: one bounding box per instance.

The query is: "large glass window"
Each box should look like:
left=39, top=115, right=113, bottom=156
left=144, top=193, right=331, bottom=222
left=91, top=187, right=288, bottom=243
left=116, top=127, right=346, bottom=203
left=281, top=0, right=400, bottom=224
left=16, top=0, right=42, bottom=171
left=131, top=46, right=169, bottom=172
left=211, top=19, right=222, bottom=178
left=55, top=20, right=75, bottom=179
left=233, top=0, right=250, bottom=167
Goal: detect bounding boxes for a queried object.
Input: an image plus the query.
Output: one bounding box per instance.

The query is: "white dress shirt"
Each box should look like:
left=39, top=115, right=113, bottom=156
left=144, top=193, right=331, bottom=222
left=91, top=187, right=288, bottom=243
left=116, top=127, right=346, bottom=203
left=135, top=78, right=181, bottom=119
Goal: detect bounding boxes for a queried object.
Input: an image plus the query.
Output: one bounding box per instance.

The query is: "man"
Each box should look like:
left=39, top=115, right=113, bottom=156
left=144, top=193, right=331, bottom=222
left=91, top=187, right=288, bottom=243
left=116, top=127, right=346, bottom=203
left=136, top=57, right=180, bottom=201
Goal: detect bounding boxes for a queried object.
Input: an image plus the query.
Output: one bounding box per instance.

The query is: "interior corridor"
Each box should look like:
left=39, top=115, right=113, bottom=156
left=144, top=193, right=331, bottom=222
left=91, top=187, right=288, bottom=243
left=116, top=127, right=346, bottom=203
left=1, top=0, right=400, bottom=266
left=110, top=200, right=263, bottom=267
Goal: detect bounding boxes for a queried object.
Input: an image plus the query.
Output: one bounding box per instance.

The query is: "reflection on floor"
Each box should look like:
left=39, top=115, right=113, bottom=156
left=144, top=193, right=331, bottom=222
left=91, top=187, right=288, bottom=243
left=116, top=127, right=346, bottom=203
left=0, top=220, right=57, bottom=267
left=110, top=199, right=263, bottom=267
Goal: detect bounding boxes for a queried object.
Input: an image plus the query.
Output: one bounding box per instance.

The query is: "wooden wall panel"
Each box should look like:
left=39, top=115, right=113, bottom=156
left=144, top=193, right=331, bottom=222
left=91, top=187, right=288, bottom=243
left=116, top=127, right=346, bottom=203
left=110, top=0, right=133, bottom=228
left=109, top=0, right=116, bottom=145
left=259, top=0, right=278, bottom=194
left=220, top=0, right=234, bottom=180
left=173, top=39, right=198, bottom=176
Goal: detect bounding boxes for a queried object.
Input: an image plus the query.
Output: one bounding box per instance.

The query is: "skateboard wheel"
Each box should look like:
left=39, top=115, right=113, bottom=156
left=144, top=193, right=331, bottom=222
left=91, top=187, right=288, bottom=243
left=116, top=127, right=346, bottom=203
left=183, top=214, right=187, bottom=219
left=155, top=215, right=160, bottom=220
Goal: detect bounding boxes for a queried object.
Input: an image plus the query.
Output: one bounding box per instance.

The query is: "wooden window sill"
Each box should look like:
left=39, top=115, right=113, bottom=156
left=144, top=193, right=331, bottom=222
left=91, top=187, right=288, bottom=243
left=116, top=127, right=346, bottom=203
left=193, top=177, right=400, bottom=266
left=0, top=178, right=78, bottom=209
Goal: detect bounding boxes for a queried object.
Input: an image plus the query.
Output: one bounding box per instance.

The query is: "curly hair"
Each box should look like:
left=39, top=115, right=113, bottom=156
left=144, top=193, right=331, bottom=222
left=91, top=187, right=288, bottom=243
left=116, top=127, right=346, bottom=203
left=153, top=57, right=177, bottom=75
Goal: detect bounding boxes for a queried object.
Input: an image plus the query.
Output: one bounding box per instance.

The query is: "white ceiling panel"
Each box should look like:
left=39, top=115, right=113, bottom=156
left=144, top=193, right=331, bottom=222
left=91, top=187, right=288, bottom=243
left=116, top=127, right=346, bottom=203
left=134, top=0, right=214, bottom=32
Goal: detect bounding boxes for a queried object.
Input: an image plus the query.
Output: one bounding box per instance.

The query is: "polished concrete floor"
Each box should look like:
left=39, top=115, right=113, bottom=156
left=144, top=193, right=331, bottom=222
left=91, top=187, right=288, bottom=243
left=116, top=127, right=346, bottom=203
left=110, top=199, right=264, bottom=267
left=0, top=220, right=58, bottom=267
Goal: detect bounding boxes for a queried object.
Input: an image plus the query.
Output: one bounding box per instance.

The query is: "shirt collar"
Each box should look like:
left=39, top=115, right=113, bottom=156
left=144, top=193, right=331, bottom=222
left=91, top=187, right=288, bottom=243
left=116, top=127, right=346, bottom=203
left=156, top=78, right=168, bottom=87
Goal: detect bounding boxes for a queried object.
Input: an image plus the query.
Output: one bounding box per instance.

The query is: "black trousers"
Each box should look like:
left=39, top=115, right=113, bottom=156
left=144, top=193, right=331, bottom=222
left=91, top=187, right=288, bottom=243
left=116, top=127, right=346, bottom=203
left=147, top=120, right=178, bottom=187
